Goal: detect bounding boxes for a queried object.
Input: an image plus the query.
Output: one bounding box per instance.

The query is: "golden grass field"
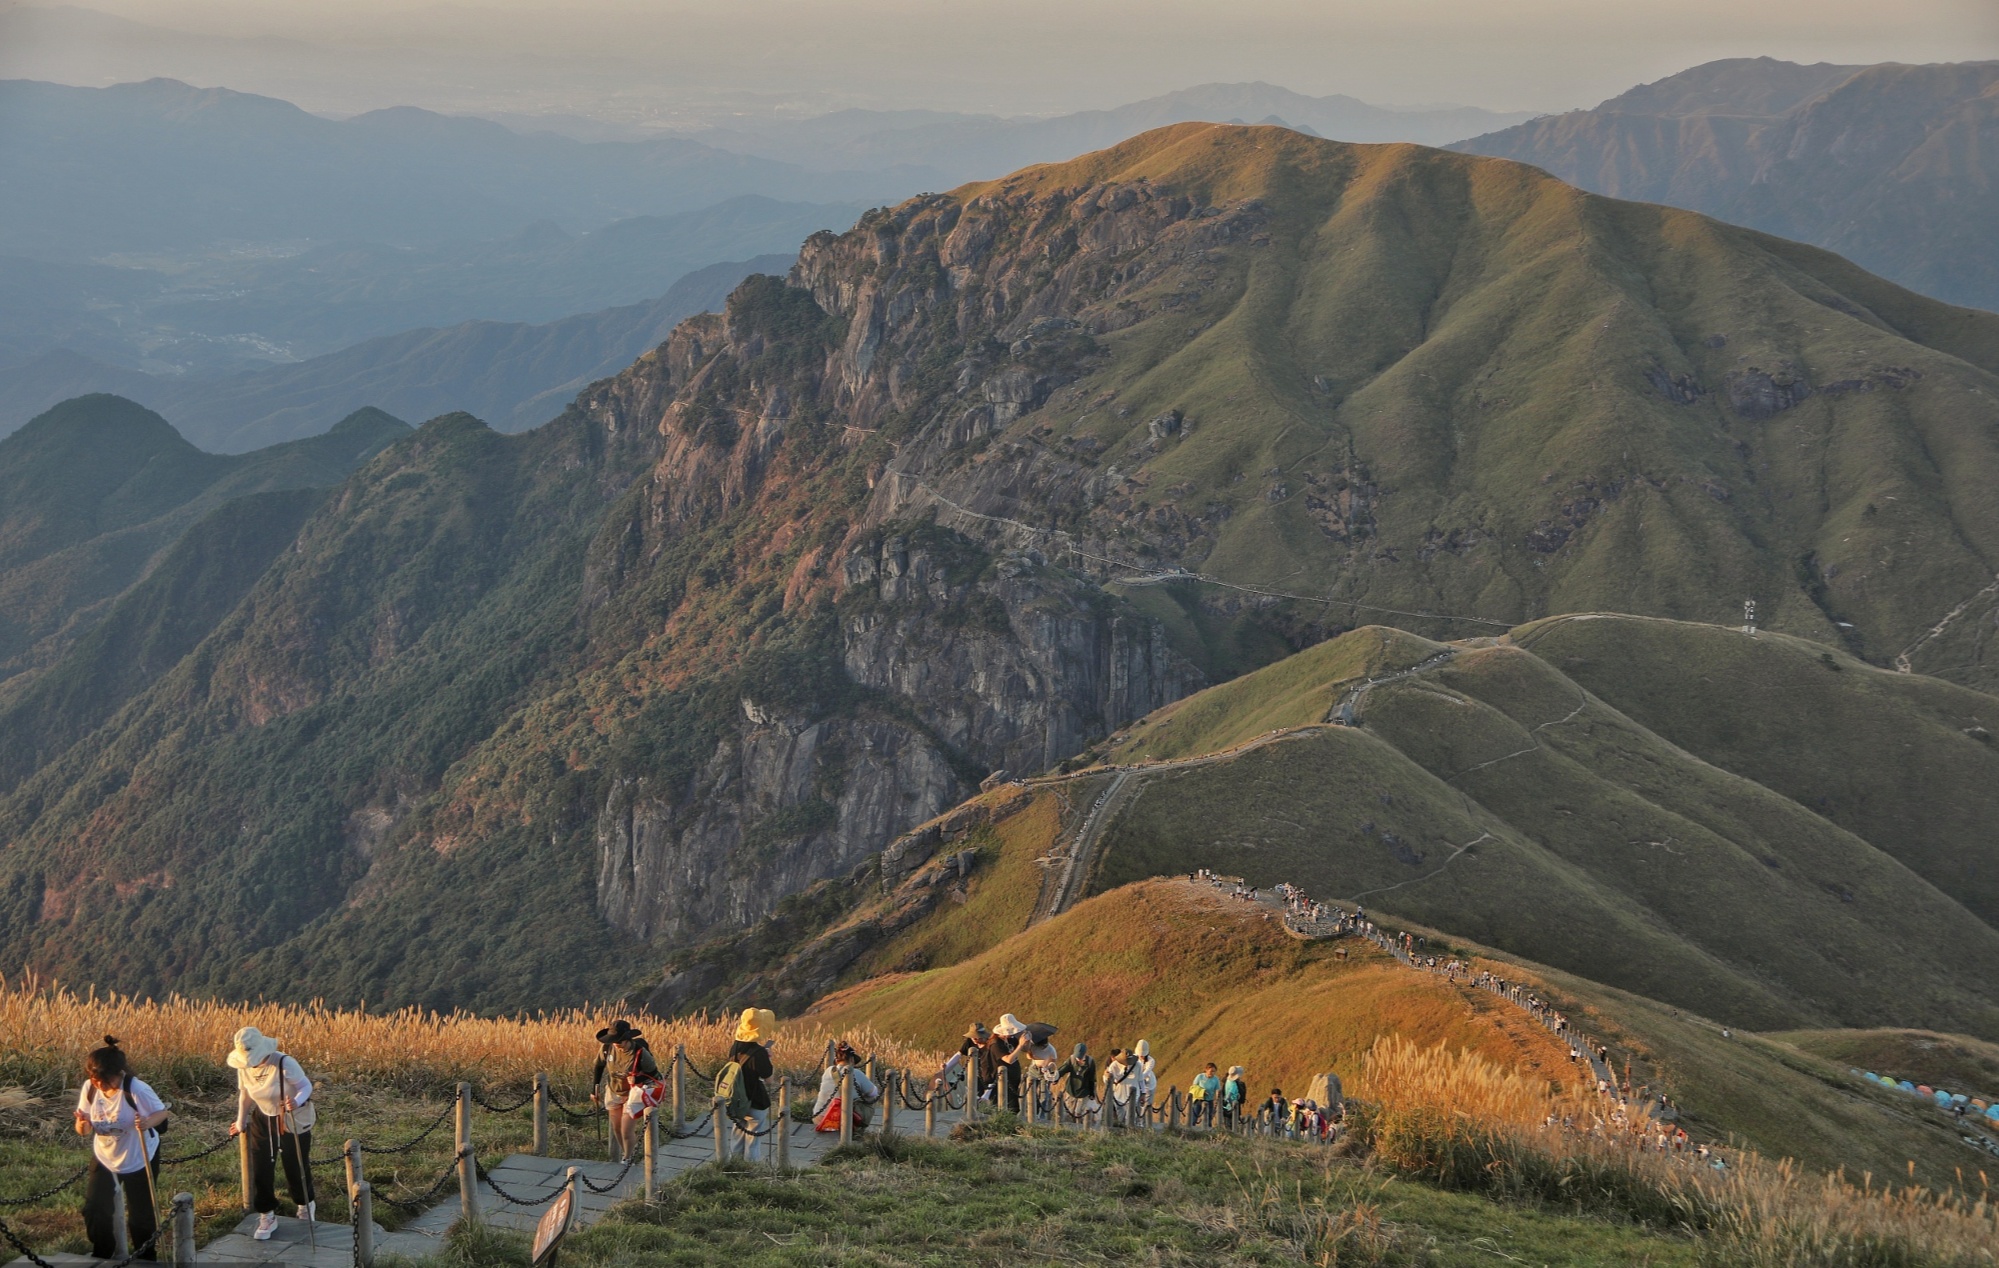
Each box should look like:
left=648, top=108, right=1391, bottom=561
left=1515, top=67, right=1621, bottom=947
left=0, top=972, right=941, bottom=1092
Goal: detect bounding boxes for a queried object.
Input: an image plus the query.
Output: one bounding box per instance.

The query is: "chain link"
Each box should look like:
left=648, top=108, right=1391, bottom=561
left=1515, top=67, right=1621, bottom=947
left=0, top=1163, right=90, bottom=1207
left=156, top=1133, right=233, bottom=1167
left=472, top=1157, right=561, bottom=1208
left=373, top=1149, right=469, bottom=1213
left=357, top=1099, right=456, bottom=1155
left=544, top=1084, right=599, bottom=1123
left=0, top=1213, right=57, bottom=1268
left=575, top=1156, right=635, bottom=1194
left=469, top=1085, right=536, bottom=1115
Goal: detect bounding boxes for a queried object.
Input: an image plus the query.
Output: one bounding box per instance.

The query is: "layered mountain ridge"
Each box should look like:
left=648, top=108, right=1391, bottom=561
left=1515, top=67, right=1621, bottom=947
left=1457, top=58, right=1999, bottom=312
left=4, top=124, right=1999, bottom=1011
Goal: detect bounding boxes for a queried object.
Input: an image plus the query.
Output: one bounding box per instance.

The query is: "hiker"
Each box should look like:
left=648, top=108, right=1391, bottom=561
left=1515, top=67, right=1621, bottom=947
left=74, top=1036, right=167, bottom=1260
left=1054, top=1043, right=1099, bottom=1125
left=936, top=1022, right=998, bottom=1104
left=1220, top=1065, right=1249, bottom=1129
left=1261, top=1087, right=1288, bottom=1135
left=993, top=1015, right=1059, bottom=1113
left=1188, top=1062, right=1221, bottom=1128
left=814, top=1040, right=880, bottom=1130
left=724, top=1008, right=777, bottom=1161
left=1101, top=1047, right=1136, bottom=1127
left=591, top=1019, right=659, bottom=1163
left=225, top=1026, right=316, bottom=1242
left=1132, top=1039, right=1158, bottom=1117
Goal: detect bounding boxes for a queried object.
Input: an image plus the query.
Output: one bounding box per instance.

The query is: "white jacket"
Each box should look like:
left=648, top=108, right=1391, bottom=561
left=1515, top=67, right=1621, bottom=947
left=236, top=1053, right=316, bottom=1133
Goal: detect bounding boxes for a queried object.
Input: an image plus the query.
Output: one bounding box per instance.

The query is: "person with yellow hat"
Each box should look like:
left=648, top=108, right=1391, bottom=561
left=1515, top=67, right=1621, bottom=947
left=726, top=1008, right=777, bottom=1160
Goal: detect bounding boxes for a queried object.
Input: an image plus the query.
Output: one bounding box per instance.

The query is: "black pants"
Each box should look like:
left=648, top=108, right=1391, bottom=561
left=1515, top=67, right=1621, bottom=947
left=84, top=1157, right=160, bottom=1260
left=246, top=1111, right=315, bottom=1214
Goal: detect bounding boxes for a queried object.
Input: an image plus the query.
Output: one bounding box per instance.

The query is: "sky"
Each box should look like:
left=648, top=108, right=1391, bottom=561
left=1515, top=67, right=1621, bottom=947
left=3, top=0, right=1995, bottom=120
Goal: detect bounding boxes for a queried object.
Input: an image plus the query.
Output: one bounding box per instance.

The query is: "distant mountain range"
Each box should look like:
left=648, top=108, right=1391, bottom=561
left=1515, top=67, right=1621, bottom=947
left=1457, top=58, right=1999, bottom=312
left=681, top=82, right=1536, bottom=179
left=0, top=255, right=795, bottom=450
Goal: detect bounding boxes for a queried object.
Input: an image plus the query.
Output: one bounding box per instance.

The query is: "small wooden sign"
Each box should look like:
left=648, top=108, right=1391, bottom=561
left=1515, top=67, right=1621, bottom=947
left=531, top=1186, right=574, bottom=1267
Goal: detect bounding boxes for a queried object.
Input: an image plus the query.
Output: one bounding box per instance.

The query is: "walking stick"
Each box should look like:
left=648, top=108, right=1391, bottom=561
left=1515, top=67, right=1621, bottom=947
left=126, top=1076, right=162, bottom=1257
left=279, top=1060, right=317, bottom=1251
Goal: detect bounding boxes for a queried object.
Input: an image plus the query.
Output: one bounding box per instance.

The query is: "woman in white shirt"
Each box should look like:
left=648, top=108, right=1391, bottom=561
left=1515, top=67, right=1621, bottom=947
left=71, top=1036, right=169, bottom=1261
left=225, top=1026, right=318, bottom=1241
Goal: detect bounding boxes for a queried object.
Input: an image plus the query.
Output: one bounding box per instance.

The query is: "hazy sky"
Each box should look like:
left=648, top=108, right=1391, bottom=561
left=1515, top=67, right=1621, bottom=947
left=6, top=0, right=1996, bottom=118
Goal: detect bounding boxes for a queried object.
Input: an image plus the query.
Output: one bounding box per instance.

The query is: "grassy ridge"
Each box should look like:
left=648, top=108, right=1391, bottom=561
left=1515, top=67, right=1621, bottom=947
left=1071, top=617, right=1999, bottom=1038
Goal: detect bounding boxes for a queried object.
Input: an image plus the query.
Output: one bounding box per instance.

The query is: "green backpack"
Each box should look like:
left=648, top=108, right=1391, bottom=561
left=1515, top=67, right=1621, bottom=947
left=715, top=1061, right=756, bottom=1123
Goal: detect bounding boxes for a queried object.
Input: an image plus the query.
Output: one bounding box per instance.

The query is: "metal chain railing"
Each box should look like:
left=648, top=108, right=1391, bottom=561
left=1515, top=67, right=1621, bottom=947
left=472, top=1156, right=561, bottom=1208
left=373, top=1148, right=470, bottom=1213
left=545, top=1083, right=598, bottom=1123
left=575, top=1156, right=636, bottom=1194
left=355, top=1099, right=456, bottom=1155
left=469, top=1085, right=537, bottom=1115
left=156, top=1132, right=235, bottom=1167
left=0, top=1163, right=90, bottom=1207
left=0, top=1210, right=161, bottom=1268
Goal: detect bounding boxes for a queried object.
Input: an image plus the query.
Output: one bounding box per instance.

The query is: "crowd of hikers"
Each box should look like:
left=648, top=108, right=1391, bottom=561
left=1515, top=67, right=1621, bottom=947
left=62, top=870, right=1910, bottom=1258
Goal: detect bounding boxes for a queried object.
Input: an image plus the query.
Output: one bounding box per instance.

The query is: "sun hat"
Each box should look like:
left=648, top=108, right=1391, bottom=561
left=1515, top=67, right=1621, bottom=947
left=965, top=1022, right=990, bottom=1043
left=734, top=1008, right=777, bottom=1043
left=1228, top=1065, right=1244, bottom=1078
left=1134, top=1040, right=1150, bottom=1059
left=227, top=1026, right=280, bottom=1070
left=595, top=1019, right=643, bottom=1046
left=993, top=1014, right=1026, bottom=1038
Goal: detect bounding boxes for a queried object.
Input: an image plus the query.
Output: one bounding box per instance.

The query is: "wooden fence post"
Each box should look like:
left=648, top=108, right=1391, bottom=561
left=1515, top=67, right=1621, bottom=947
left=532, top=1074, right=548, bottom=1157
left=238, top=1130, right=253, bottom=1212
left=353, top=1182, right=375, bottom=1268
left=712, top=1097, right=726, bottom=1164
left=643, top=1107, right=657, bottom=1202
left=776, top=1078, right=791, bottom=1170
left=925, top=1079, right=937, bottom=1136
left=171, top=1191, right=195, bottom=1265
left=1024, top=1073, right=1037, bottom=1127
left=882, top=1071, right=897, bottom=1136
left=671, top=1045, right=685, bottom=1139
left=1169, top=1087, right=1181, bottom=1130
left=839, top=1066, right=854, bottom=1145
left=456, top=1081, right=478, bottom=1224
left=343, top=1138, right=364, bottom=1207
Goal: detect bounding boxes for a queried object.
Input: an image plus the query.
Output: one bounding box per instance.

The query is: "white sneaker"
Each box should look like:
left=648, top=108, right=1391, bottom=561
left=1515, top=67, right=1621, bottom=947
left=253, top=1213, right=279, bottom=1240
left=302, top=1201, right=316, bottom=1223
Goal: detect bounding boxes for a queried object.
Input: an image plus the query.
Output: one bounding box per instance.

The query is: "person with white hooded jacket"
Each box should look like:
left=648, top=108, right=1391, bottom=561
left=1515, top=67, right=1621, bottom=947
left=1132, top=1040, right=1158, bottom=1119
left=226, top=1026, right=317, bottom=1241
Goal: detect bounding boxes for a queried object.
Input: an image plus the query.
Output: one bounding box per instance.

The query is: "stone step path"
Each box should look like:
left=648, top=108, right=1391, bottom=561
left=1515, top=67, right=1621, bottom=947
left=11, top=1101, right=966, bottom=1267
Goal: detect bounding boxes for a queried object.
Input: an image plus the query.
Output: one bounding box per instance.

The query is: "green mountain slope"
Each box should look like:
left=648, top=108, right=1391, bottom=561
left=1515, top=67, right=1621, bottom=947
left=0, top=396, right=408, bottom=686
left=1455, top=58, right=1999, bottom=313
left=1092, top=617, right=1999, bottom=1036
left=9, top=124, right=1999, bottom=1011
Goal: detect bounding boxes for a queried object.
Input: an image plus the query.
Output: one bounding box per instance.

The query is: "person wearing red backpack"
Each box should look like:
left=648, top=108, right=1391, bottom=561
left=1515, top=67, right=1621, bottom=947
left=813, top=1041, right=879, bottom=1131
left=590, top=1020, right=659, bottom=1163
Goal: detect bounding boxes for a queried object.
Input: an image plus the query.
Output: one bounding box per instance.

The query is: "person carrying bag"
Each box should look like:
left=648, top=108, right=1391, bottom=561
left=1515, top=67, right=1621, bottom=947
left=226, top=1026, right=317, bottom=1241
left=73, top=1036, right=168, bottom=1261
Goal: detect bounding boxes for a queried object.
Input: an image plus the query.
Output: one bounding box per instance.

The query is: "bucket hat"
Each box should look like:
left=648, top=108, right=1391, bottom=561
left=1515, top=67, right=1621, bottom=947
left=226, top=1026, right=280, bottom=1070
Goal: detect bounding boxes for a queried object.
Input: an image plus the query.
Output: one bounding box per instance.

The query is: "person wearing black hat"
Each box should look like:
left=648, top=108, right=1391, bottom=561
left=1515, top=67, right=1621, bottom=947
left=590, top=1020, right=658, bottom=1163
left=934, top=1022, right=997, bottom=1104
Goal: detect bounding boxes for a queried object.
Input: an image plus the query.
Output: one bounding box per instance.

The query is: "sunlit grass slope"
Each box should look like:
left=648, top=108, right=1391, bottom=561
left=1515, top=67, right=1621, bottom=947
left=811, top=878, right=1576, bottom=1099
